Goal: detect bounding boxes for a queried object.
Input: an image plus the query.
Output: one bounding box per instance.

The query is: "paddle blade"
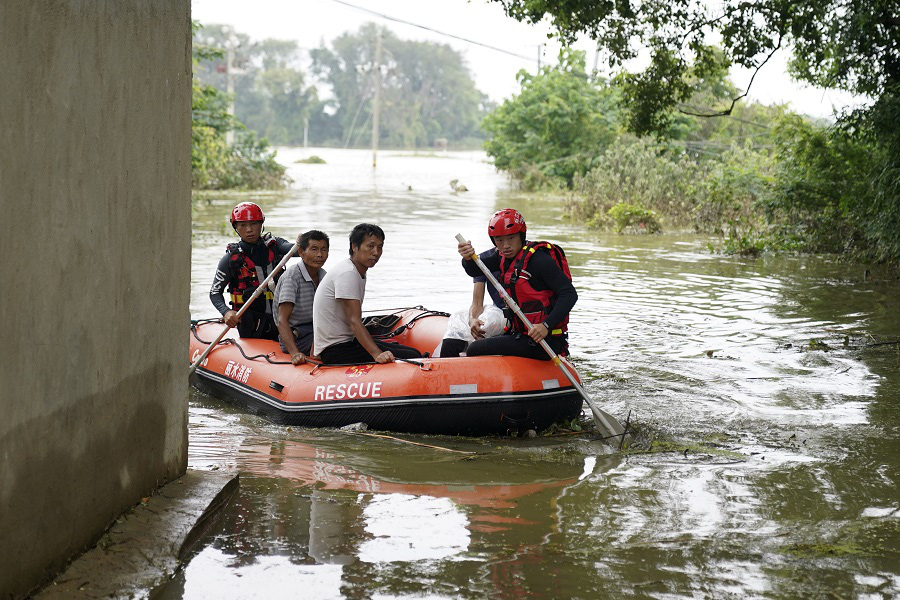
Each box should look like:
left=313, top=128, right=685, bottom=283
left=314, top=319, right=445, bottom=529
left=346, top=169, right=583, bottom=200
left=589, top=404, right=626, bottom=440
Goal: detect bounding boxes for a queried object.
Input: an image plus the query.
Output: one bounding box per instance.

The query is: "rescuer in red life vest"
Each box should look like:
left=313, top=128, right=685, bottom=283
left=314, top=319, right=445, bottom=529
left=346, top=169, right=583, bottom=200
left=209, top=202, right=295, bottom=340
left=457, top=209, right=577, bottom=360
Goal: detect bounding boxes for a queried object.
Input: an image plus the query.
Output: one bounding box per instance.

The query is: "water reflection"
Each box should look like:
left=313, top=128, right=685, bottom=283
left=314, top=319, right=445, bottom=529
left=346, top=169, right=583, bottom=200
left=161, top=427, right=589, bottom=599
left=358, top=495, right=469, bottom=562
left=181, top=550, right=344, bottom=600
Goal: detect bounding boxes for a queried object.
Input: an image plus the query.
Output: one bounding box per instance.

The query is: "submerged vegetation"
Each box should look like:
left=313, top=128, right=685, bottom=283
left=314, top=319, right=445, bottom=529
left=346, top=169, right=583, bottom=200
left=295, top=155, right=326, bottom=164
left=566, top=136, right=774, bottom=242
left=483, top=0, right=899, bottom=265
left=484, top=49, right=899, bottom=265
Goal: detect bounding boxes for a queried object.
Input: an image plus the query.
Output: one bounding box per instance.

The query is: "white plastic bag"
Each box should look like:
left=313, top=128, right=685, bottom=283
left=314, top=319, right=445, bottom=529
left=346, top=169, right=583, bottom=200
left=434, top=304, right=506, bottom=356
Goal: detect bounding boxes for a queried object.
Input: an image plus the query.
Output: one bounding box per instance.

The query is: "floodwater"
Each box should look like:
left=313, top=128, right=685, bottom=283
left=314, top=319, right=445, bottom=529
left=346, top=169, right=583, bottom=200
left=163, top=148, right=900, bottom=598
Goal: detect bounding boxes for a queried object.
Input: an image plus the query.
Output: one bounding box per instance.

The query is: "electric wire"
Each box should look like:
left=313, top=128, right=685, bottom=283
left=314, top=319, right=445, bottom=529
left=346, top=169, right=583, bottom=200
left=325, top=0, right=538, bottom=62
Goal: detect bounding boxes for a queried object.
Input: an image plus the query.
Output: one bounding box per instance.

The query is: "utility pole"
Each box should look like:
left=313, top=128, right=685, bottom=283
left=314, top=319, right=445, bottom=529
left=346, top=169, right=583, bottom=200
left=537, top=44, right=542, bottom=71
left=224, top=30, right=245, bottom=146
left=371, top=30, right=383, bottom=169
left=303, top=117, right=309, bottom=148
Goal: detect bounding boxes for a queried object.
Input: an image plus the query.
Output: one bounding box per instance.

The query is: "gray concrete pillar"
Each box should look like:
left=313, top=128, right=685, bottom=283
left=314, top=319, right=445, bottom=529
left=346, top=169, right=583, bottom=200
left=0, top=2, right=192, bottom=597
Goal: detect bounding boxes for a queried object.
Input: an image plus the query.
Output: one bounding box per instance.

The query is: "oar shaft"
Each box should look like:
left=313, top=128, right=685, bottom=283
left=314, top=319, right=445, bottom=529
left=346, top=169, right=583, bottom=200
left=189, top=242, right=299, bottom=374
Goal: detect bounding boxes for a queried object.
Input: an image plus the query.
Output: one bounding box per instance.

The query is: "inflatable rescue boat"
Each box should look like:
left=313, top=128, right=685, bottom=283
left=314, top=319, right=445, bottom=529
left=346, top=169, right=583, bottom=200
left=189, top=308, right=583, bottom=435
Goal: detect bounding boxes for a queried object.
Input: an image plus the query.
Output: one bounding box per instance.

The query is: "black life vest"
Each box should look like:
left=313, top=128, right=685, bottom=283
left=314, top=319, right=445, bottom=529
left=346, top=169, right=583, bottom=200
left=226, top=233, right=282, bottom=312
left=499, top=241, right=572, bottom=336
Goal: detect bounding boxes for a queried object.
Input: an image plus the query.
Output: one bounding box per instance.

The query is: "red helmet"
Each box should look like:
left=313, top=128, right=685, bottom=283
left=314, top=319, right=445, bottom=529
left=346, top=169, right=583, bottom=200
left=488, top=209, right=526, bottom=238
left=230, top=202, right=265, bottom=226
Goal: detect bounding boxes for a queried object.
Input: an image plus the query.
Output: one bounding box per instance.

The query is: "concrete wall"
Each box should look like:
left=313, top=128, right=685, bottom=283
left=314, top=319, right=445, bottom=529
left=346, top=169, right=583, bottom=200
left=0, top=2, right=191, bottom=597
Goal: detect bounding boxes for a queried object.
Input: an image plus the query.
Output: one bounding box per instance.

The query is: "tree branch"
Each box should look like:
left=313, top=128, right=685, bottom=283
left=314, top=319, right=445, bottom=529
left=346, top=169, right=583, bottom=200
left=677, top=34, right=782, bottom=118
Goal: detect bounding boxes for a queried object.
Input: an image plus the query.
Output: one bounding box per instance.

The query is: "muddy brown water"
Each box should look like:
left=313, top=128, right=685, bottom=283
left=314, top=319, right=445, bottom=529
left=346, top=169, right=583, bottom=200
left=159, top=148, right=900, bottom=598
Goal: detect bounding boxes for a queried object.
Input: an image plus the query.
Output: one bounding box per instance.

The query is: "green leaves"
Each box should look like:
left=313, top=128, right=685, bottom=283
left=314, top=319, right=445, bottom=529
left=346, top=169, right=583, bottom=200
left=191, top=24, right=289, bottom=190
left=607, top=202, right=662, bottom=233
left=489, top=0, right=899, bottom=138
left=482, top=48, right=620, bottom=188
left=764, top=93, right=900, bottom=262
left=193, top=24, right=318, bottom=147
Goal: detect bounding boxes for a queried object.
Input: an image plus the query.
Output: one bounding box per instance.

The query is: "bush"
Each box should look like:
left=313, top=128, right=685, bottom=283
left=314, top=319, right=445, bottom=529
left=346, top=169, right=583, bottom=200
left=608, top=202, right=661, bottom=233
left=762, top=115, right=873, bottom=255
left=223, top=131, right=290, bottom=190
left=762, top=96, right=900, bottom=263
left=295, top=155, right=326, bottom=164
left=568, top=136, right=775, bottom=241
left=568, top=138, right=703, bottom=230
left=694, top=141, right=774, bottom=234
left=192, top=126, right=289, bottom=190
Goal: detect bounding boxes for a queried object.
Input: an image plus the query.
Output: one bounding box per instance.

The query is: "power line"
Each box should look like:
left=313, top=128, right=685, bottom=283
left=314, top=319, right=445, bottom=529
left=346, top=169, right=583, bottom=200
left=325, top=0, right=538, bottom=62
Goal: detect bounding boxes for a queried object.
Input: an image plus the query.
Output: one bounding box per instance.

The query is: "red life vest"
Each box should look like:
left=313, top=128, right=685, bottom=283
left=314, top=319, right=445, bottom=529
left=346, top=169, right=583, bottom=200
left=226, top=233, right=281, bottom=311
left=499, top=241, right=572, bottom=336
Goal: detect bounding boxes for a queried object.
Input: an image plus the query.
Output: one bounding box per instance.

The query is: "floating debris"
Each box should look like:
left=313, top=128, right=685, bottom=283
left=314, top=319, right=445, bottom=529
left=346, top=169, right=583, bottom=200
left=340, top=422, right=368, bottom=432
left=450, top=179, right=468, bottom=192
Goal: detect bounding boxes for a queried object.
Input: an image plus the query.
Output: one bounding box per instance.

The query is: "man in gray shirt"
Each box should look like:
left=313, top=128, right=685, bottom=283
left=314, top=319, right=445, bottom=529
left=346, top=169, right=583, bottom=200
left=313, top=224, right=421, bottom=365
left=274, top=230, right=329, bottom=364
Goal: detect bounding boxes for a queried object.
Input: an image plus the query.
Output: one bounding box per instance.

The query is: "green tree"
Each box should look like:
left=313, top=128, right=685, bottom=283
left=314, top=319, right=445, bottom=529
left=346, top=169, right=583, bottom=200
left=493, top=1, right=900, bottom=262
left=490, top=0, right=898, bottom=134
left=191, top=22, right=288, bottom=190
left=661, top=51, right=789, bottom=150
left=482, top=48, right=620, bottom=187
left=193, top=25, right=318, bottom=146
left=251, top=67, right=317, bottom=144
left=310, top=23, right=488, bottom=148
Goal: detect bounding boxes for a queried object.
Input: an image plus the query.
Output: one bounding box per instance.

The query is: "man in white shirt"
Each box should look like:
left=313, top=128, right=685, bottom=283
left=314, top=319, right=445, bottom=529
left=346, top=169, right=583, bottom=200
left=313, top=223, right=422, bottom=365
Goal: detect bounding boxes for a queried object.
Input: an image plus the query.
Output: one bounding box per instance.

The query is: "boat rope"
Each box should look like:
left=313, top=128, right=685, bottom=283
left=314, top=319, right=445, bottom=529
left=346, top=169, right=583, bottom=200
left=370, top=309, right=450, bottom=340
left=190, top=320, right=292, bottom=365
left=360, top=305, right=428, bottom=314
left=307, top=357, right=429, bottom=372
left=350, top=431, right=477, bottom=455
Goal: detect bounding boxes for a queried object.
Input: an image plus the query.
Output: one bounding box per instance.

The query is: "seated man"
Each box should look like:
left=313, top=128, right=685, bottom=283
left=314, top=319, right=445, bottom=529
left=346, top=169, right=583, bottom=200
left=457, top=209, right=577, bottom=360
left=274, top=230, right=330, bottom=365
left=436, top=248, right=506, bottom=357
left=313, top=224, right=422, bottom=365
left=209, top=202, right=294, bottom=340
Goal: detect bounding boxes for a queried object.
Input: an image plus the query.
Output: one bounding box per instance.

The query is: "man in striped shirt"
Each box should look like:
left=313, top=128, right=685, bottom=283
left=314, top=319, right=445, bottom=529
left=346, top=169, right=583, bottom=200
left=274, top=230, right=330, bottom=364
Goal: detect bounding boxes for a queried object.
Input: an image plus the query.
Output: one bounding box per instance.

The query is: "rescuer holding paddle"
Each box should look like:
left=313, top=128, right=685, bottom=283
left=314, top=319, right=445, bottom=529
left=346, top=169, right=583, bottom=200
left=457, top=209, right=577, bottom=360
left=209, top=202, right=295, bottom=340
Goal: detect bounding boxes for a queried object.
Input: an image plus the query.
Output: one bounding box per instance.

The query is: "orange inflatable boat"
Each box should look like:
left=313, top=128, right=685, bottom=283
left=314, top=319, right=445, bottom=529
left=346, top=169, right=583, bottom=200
left=189, top=308, right=583, bottom=435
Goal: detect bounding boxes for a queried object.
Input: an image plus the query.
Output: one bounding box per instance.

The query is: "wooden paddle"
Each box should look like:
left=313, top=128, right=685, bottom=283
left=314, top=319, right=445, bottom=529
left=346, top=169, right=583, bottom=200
left=189, top=242, right=299, bottom=374
left=455, top=234, right=627, bottom=442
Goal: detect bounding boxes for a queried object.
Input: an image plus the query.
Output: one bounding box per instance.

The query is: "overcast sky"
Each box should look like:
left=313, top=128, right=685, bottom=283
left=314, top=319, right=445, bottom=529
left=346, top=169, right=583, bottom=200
left=192, top=0, right=860, bottom=119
